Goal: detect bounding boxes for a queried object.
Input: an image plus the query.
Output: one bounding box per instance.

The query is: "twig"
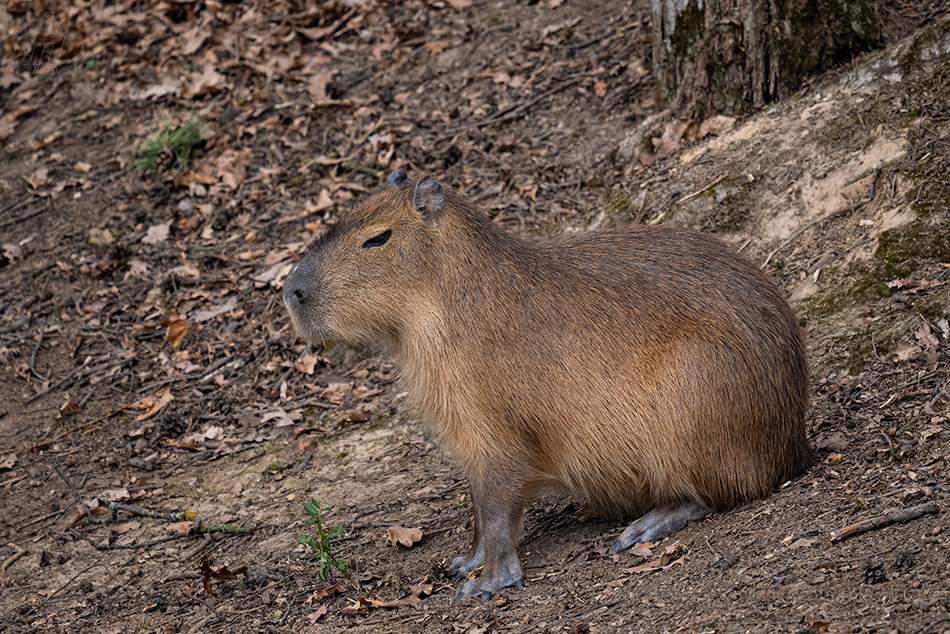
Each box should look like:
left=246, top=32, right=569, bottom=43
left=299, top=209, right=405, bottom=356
left=50, top=461, right=106, bottom=525
left=672, top=175, right=728, bottom=207
left=1, top=543, right=28, bottom=571
left=96, top=497, right=249, bottom=535
left=0, top=200, right=50, bottom=228
left=29, top=405, right=132, bottom=451
left=97, top=497, right=198, bottom=524
left=439, top=74, right=589, bottom=141
left=75, top=532, right=191, bottom=551
left=30, top=330, right=49, bottom=382
left=830, top=501, right=940, bottom=542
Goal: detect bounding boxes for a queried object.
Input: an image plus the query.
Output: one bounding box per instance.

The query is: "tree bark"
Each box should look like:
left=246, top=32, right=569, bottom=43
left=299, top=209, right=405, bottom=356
left=652, top=0, right=880, bottom=118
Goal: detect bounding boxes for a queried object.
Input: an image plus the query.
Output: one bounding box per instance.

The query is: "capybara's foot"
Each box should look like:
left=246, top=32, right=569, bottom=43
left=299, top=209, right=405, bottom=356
left=609, top=501, right=712, bottom=554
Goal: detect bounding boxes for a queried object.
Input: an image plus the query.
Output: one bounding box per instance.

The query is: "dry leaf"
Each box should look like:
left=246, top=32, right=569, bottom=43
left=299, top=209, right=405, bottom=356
left=0, top=453, right=17, bottom=470
left=425, top=40, right=451, bottom=55
left=166, top=436, right=205, bottom=451
left=163, top=315, right=189, bottom=348
left=386, top=526, right=423, bottom=548
left=937, top=318, right=949, bottom=340
left=56, top=398, right=82, bottom=419
left=623, top=543, right=686, bottom=573
left=184, top=64, right=226, bottom=99
left=133, top=389, right=174, bottom=422
left=445, top=0, right=473, bottom=8
left=308, top=604, right=328, bottom=622
left=166, top=521, right=193, bottom=533
left=215, top=149, right=251, bottom=189
left=192, top=296, right=238, bottom=323
left=915, top=320, right=939, bottom=350
left=320, top=381, right=352, bottom=403
left=815, top=431, right=849, bottom=451
left=306, top=584, right=346, bottom=604
left=252, top=262, right=293, bottom=289
left=593, top=78, right=607, bottom=98
left=295, top=351, right=320, bottom=374
left=2, top=242, right=21, bottom=262
left=109, top=521, right=141, bottom=536
left=340, top=597, right=373, bottom=616
left=894, top=340, right=920, bottom=362
left=88, top=227, right=115, bottom=246
left=98, top=488, right=130, bottom=501
left=142, top=222, right=171, bottom=245
left=173, top=170, right=218, bottom=188
left=25, top=166, right=50, bottom=189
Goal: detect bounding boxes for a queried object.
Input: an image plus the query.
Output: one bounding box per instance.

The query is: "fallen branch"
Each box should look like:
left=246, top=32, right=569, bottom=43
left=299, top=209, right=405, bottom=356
left=96, top=497, right=249, bottom=535
left=830, top=501, right=940, bottom=542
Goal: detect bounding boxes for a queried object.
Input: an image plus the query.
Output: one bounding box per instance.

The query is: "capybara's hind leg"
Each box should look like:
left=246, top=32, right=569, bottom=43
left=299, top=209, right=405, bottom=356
left=609, top=501, right=712, bottom=554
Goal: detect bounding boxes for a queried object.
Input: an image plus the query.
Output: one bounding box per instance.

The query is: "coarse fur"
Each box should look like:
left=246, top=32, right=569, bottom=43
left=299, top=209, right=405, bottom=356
left=284, top=172, right=810, bottom=600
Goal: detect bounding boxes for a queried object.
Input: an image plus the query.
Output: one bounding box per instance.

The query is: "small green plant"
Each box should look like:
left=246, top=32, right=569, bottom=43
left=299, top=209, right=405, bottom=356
left=299, top=499, right=347, bottom=581
left=135, top=115, right=205, bottom=171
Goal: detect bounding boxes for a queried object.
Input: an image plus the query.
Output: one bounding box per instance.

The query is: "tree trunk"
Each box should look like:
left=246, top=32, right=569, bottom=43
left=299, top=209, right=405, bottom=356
left=652, top=0, right=879, bottom=118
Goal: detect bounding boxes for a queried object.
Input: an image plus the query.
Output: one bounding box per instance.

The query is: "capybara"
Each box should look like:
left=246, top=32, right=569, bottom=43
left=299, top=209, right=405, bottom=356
left=283, top=170, right=810, bottom=600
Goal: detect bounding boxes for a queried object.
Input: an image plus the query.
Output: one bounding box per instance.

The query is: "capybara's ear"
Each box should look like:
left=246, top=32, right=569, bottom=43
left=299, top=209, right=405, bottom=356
left=412, top=175, right=444, bottom=223
left=388, top=169, right=411, bottom=188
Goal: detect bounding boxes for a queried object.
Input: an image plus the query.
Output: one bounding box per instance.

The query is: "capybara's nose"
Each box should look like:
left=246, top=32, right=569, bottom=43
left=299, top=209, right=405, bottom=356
left=283, top=265, right=308, bottom=308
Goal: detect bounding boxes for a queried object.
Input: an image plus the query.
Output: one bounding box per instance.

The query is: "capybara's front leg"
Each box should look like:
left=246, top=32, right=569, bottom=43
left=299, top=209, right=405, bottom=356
left=454, top=473, right=526, bottom=601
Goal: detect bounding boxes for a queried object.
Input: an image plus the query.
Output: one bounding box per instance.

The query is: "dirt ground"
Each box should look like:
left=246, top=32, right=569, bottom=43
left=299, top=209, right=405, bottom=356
left=2, top=1, right=949, bottom=633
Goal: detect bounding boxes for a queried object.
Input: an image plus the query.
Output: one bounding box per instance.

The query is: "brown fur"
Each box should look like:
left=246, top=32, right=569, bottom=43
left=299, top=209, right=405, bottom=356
left=284, top=175, right=810, bottom=598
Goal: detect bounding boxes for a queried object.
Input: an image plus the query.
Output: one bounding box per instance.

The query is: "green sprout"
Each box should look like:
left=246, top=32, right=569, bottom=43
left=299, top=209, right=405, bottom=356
left=135, top=115, right=205, bottom=172
left=299, top=499, right=348, bottom=582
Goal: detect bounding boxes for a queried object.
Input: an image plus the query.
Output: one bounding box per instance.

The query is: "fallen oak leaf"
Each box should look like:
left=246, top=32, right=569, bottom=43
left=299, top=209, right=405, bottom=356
left=162, top=314, right=188, bottom=348
left=386, top=526, right=423, bottom=548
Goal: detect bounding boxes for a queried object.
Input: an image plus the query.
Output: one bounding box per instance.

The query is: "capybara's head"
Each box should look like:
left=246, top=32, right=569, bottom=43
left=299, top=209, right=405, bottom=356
left=283, top=170, right=446, bottom=348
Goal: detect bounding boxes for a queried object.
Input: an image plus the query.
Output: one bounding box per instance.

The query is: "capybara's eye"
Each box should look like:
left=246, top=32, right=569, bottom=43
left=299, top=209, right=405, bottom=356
left=362, top=230, right=392, bottom=248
